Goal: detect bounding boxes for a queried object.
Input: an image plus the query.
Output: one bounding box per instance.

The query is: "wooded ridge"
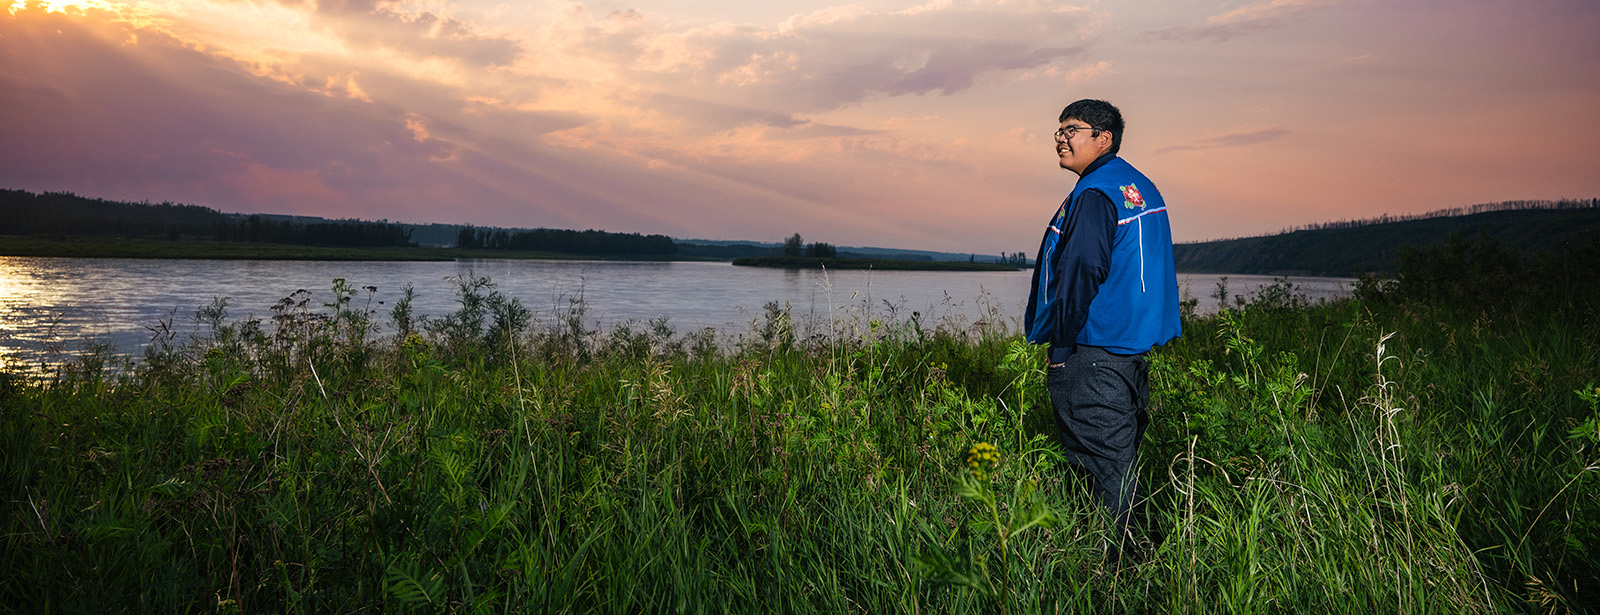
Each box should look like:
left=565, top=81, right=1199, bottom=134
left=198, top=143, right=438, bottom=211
left=1174, top=200, right=1600, bottom=276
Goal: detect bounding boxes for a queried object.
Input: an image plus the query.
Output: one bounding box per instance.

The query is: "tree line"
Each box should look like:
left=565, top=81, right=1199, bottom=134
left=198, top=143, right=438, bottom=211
left=1, top=189, right=414, bottom=248
left=219, top=215, right=414, bottom=248
left=1, top=189, right=226, bottom=240
left=1208, top=198, right=1600, bottom=242
left=455, top=226, right=677, bottom=256
left=782, top=233, right=837, bottom=258
left=1, top=189, right=692, bottom=256
left=1173, top=205, right=1600, bottom=276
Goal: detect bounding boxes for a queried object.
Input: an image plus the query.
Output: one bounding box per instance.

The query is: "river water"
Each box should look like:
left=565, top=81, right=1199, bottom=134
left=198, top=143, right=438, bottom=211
left=0, top=257, right=1353, bottom=368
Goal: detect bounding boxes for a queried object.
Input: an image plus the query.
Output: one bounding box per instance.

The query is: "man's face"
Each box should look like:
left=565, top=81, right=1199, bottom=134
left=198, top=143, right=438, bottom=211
left=1055, top=119, right=1110, bottom=175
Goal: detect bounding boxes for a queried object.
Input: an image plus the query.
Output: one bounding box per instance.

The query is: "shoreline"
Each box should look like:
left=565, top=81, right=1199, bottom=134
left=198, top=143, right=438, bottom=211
left=0, top=237, right=1021, bottom=271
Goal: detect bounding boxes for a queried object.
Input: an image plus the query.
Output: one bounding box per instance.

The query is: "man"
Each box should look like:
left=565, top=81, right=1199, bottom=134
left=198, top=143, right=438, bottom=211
left=1023, top=99, right=1181, bottom=565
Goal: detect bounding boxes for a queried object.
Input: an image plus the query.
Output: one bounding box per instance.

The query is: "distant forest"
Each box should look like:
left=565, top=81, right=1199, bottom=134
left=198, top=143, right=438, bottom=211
left=0, top=189, right=675, bottom=256
left=1173, top=199, right=1600, bottom=276
left=1239, top=198, right=1600, bottom=240
left=454, top=226, right=676, bottom=256
left=0, top=189, right=413, bottom=248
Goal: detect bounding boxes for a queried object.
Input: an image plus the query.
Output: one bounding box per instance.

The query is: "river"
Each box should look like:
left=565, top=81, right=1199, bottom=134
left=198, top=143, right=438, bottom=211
left=0, top=257, right=1353, bottom=368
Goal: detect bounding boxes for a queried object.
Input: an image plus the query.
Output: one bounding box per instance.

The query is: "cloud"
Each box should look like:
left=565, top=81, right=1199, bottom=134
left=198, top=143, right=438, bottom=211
left=1066, top=60, right=1111, bottom=83
left=1, top=9, right=588, bottom=215
left=1142, top=0, right=1340, bottom=42
left=1155, top=128, right=1291, bottom=153
left=0, top=6, right=991, bottom=247
left=0, top=1, right=1118, bottom=252
left=311, top=0, right=522, bottom=67
left=548, top=0, right=1098, bottom=128
left=762, top=120, right=879, bottom=141
left=194, top=0, right=523, bottom=67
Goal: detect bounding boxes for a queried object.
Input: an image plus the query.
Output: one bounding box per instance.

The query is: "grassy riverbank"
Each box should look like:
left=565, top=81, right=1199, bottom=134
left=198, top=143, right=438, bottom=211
left=1, top=239, right=1596, bottom=612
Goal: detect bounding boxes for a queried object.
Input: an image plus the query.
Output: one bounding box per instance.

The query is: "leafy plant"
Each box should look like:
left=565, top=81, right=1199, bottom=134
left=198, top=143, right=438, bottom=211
left=916, top=442, right=1055, bottom=615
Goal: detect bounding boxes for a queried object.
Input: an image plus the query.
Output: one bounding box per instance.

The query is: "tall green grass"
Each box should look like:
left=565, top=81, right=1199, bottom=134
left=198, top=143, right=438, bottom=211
left=2, top=238, right=1596, bottom=613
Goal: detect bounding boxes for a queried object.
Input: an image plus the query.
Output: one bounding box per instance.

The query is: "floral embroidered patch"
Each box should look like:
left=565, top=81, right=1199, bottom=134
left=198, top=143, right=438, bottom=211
left=1121, top=184, right=1146, bottom=210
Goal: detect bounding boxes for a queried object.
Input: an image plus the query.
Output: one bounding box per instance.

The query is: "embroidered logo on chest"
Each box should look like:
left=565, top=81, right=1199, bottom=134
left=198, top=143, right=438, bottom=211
left=1120, top=184, right=1146, bottom=210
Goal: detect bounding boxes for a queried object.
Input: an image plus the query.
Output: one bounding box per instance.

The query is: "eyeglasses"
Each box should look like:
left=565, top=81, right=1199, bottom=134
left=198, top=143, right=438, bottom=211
left=1054, top=125, right=1099, bottom=141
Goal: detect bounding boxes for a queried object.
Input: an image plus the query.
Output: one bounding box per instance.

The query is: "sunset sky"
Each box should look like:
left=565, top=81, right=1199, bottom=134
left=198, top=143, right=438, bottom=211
left=3, top=0, right=1597, bottom=255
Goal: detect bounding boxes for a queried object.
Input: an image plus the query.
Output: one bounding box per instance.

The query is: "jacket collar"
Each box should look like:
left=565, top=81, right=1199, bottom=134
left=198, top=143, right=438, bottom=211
left=1080, top=153, right=1117, bottom=177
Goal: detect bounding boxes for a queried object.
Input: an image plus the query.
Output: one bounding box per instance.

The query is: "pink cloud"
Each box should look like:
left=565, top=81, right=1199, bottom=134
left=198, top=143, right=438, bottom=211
left=311, top=0, right=522, bottom=67
left=555, top=1, right=1099, bottom=125
left=1142, top=0, right=1341, bottom=42
left=0, top=6, right=1021, bottom=251
left=5, top=0, right=1596, bottom=256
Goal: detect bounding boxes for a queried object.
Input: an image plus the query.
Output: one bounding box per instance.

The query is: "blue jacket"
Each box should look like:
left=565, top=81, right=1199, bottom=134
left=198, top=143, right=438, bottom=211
left=1025, top=156, right=1181, bottom=355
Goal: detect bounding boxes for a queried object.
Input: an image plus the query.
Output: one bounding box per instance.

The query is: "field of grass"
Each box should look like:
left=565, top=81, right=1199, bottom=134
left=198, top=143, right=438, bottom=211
left=1, top=239, right=1595, bottom=613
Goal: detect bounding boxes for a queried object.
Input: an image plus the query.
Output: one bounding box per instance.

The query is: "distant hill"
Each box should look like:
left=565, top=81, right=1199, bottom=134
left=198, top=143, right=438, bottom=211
left=0, top=188, right=1029, bottom=263
left=0, top=189, right=670, bottom=257
left=0, top=189, right=415, bottom=248
left=1174, top=199, right=1600, bottom=276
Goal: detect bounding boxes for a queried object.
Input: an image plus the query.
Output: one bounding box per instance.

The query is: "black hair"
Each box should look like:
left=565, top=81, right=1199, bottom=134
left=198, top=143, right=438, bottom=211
left=1059, top=99, right=1124, bottom=156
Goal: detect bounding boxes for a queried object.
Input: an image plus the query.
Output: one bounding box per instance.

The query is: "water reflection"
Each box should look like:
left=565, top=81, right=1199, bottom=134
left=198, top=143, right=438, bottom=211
left=0, top=256, right=1353, bottom=369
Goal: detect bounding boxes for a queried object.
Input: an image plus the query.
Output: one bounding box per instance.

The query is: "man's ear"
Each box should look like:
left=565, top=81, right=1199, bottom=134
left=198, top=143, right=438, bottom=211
left=1095, top=129, right=1114, bottom=153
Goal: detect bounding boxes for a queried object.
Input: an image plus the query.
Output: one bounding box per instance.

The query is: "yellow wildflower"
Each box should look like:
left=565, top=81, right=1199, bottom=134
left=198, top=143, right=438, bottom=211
left=965, top=442, right=1001, bottom=480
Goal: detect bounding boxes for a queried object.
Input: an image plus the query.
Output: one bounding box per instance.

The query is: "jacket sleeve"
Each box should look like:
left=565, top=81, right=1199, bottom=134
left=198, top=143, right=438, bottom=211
left=1048, top=188, right=1115, bottom=353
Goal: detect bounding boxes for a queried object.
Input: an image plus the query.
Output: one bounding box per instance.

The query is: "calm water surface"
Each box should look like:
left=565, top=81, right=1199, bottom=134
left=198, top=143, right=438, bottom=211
left=0, top=257, right=1353, bottom=368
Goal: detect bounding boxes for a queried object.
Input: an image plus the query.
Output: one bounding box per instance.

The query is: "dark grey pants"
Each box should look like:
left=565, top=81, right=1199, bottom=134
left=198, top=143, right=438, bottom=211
left=1046, top=345, right=1150, bottom=562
